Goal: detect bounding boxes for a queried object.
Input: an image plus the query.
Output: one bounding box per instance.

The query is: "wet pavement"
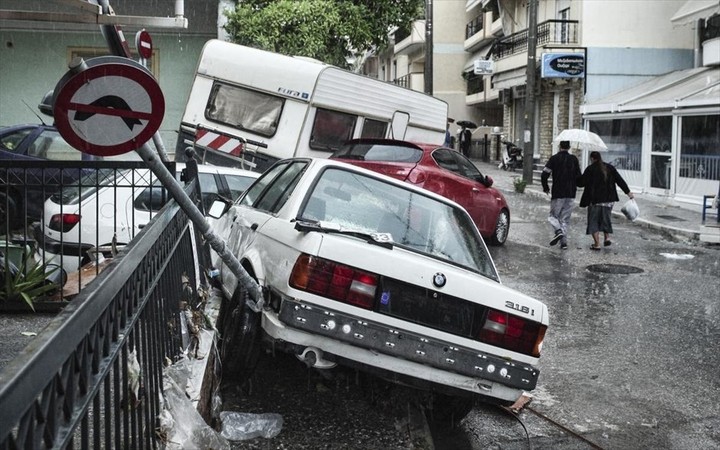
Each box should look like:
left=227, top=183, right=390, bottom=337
left=471, top=158, right=719, bottom=244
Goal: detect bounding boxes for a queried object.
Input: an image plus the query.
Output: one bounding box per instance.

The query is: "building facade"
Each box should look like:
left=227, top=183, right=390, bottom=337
left=363, top=0, right=719, bottom=205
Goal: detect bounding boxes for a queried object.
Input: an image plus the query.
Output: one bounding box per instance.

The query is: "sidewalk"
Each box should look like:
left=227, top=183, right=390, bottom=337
left=471, top=159, right=720, bottom=243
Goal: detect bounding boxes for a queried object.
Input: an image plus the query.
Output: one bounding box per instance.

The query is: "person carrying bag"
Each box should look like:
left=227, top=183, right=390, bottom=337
left=578, top=151, right=634, bottom=250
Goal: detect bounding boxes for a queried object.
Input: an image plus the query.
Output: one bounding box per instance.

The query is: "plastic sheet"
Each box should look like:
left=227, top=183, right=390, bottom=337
left=219, top=411, right=284, bottom=441
left=158, top=359, right=230, bottom=450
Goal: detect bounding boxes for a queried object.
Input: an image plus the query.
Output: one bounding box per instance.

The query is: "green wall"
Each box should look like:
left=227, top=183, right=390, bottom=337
left=0, top=29, right=213, bottom=155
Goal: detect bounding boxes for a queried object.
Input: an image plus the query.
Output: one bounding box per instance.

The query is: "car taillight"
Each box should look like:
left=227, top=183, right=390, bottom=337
left=290, top=254, right=378, bottom=309
left=49, top=213, right=81, bottom=232
left=479, top=309, right=546, bottom=357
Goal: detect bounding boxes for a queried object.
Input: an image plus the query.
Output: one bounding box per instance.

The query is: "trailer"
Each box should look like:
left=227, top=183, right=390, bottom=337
left=176, top=40, right=448, bottom=172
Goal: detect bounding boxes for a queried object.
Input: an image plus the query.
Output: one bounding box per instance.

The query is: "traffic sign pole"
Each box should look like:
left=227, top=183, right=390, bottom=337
left=133, top=142, right=264, bottom=310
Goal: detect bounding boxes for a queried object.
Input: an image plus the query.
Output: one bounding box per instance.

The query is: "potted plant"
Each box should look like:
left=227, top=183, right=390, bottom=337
left=513, top=177, right=527, bottom=193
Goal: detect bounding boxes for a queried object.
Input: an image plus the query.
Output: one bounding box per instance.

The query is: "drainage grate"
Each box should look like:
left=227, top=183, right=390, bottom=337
left=655, top=215, right=686, bottom=222
left=586, top=264, right=644, bottom=274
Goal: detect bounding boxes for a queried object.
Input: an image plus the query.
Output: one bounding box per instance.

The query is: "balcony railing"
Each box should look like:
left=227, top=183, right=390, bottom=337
left=466, top=14, right=484, bottom=40
left=492, top=20, right=579, bottom=59
left=393, top=73, right=423, bottom=90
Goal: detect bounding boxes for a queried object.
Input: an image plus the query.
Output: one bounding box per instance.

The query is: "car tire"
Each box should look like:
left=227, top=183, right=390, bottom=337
left=218, top=285, right=261, bottom=382
left=425, top=392, right=474, bottom=425
left=0, top=193, right=18, bottom=233
left=489, top=208, right=510, bottom=246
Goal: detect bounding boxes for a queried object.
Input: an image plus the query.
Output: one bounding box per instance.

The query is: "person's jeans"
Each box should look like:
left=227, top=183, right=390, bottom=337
left=548, top=198, right=576, bottom=244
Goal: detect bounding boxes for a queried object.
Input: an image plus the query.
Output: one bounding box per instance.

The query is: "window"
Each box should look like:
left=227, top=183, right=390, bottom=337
left=309, top=109, right=356, bottom=152
left=432, top=149, right=461, bottom=173
left=588, top=119, right=643, bottom=171
left=206, top=82, right=284, bottom=137
left=253, top=161, right=307, bottom=213
left=0, top=129, right=32, bottom=153
left=680, top=114, right=720, bottom=180
left=241, top=162, right=288, bottom=207
left=37, top=130, right=82, bottom=161
left=361, top=119, right=388, bottom=138
left=224, top=174, right=257, bottom=200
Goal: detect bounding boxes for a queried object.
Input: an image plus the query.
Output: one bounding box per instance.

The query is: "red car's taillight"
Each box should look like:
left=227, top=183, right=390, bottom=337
left=290, top=254, right=378, bottom=309
left=478, top=309, right=546, bottom=357
left=49, top=213, right=81, bottom=232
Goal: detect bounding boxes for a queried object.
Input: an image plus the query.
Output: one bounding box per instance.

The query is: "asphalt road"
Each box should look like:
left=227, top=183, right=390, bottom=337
left=3, top=187, right=719, bottom=449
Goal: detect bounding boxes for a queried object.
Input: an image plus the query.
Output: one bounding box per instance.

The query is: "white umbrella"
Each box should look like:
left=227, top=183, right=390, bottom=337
left=553, top=129, right=608, bottom=151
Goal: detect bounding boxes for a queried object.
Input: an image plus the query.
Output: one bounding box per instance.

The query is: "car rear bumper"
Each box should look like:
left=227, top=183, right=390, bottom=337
left=263, top=298, right=539, bottom=402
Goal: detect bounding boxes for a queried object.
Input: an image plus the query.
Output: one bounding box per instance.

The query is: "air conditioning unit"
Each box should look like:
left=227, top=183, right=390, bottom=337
left=498, top=88, right=512, bottom=105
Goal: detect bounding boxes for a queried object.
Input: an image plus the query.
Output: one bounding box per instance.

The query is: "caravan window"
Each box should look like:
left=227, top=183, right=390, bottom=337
left=205, top=82, right=283, bottom=137
left=361, top=119, right=388, bottom=138
left=310, top=108, right=357, bottom=152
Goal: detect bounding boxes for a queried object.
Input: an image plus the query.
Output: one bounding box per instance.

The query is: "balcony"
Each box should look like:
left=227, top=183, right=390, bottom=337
left=491, top=19, right=579, bottom=60
left=394, top=20, right=426, bottom=55
left=393, top=72, right=425, bottom=91
left=464, top=10, right=502, bottom=52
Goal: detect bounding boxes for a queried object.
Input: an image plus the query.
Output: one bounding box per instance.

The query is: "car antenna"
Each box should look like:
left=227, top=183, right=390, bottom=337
left=22, top=99, right=47, bottom=126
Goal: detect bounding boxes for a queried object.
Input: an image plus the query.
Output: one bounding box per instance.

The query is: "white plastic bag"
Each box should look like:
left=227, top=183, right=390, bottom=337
left=220, top=411, right=283, bottom=441
left=621, top=198, right=640, bottom=221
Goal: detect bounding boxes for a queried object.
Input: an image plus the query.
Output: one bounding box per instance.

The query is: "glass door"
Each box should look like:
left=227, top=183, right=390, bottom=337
left=649, top=116, right=673, bottom=191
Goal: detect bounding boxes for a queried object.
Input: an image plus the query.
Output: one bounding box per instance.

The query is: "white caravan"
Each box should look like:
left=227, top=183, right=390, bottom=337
left=176, top=40, right=448, bottom=172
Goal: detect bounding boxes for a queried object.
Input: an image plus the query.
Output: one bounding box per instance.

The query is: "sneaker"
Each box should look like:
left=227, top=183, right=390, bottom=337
left=549, top=230, right=563, bottom=246
left=560, top=243, right=568, bottom=250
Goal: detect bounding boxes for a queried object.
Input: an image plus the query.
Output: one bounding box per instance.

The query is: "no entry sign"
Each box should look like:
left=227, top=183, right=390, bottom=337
left=136, top=30, right=153, bottom=60
left=53, top=56, right=165, bottom=157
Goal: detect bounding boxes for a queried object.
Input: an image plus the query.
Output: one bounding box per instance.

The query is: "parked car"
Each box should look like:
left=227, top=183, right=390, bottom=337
left=331, top=139, right=510, bottom=245
left=0, top=123, right=140, bottom=230
left=36, top=163, right=259, bottom=273
left=211, top=157, right=548, bottom=421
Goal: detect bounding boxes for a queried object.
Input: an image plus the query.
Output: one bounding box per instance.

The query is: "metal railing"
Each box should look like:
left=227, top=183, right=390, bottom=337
left=465, top=14, right=484, bottom=40
left=0, top=175, right=204, bottom=449
left=492, top=19, right=579, bottom=59
left=1, top=161, right=176, bottom=304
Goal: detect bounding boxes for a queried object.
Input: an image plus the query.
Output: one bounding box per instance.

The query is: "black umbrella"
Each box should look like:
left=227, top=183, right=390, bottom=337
left=456, top=120, right=478, bottom=129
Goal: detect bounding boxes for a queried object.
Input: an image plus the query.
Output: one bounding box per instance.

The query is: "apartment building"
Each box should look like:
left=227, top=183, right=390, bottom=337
left=363, top=0, right=719, bottom=204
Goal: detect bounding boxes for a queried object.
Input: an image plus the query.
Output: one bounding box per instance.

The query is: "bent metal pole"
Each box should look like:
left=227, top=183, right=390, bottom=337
left=134, top=141, right=264, bottom=311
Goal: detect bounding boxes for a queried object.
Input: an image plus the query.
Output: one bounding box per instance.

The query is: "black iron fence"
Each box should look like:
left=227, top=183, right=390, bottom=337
left=492, top=20, right=579, bottom=59
left=0, top=172, right=204, bottom=448
left=1, top=161, right=176, bottom=305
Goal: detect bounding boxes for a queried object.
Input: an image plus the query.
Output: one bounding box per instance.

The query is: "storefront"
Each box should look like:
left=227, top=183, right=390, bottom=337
left=580, top=66, right=719, bottom=205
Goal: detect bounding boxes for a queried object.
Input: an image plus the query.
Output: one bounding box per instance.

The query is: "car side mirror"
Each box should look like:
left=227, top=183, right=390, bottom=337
left=485, top=175, right=494, bottom=187
left=208, top=199, right=229, bottom=219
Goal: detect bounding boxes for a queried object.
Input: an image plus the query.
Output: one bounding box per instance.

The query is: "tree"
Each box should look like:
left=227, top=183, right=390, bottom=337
left=223, top=0, right=424, bottom=68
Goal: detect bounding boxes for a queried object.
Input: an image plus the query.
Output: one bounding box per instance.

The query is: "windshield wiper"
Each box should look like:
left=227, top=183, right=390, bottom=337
left=294, top=219, right=394, bottom=249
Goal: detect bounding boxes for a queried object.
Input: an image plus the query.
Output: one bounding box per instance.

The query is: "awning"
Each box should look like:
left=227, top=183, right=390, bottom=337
left=671, top=0, right=720, bottom=25
left=492, top=67, right=527, bottom=90
left=581, top=67, right=720, bottom=114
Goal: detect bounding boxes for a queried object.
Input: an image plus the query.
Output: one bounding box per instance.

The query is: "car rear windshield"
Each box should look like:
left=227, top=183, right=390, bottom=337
left=300, top=167, right=498, bottom=281
left=333, top=142, right=422, bottom=163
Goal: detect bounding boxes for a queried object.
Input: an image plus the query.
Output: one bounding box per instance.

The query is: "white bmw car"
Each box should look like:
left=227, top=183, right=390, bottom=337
left=212, top=157, right=549, bottom=421
left=36, top=163, right=259, bottom=273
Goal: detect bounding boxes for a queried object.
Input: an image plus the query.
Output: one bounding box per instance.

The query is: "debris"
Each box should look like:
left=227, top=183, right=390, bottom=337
left=20, top=331, right=37, bottom=336
left=508, top=392, right=533, bottom=414
left=220, top=411, right=283, bottom=441
left=660, top=253, right=694, bottom=260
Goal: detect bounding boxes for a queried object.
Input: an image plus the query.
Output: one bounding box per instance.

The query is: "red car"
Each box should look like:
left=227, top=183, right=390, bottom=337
left=331, top=139, right=510, bottom=245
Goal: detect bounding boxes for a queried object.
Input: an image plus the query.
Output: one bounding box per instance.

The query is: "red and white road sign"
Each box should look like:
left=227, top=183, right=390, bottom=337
left=195, top=128, right=244, bottom=157
left=135, top=30, right=153, bottom=60
left=53, top=57, right=164, bottom=157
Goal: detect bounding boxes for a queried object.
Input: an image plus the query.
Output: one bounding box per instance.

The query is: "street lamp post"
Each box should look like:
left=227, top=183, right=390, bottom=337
left=523, top=0, right=538, bottom=184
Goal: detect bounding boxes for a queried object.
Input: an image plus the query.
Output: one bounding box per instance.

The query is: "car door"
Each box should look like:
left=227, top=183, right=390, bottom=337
left=425, top=149, right=493, bottom=235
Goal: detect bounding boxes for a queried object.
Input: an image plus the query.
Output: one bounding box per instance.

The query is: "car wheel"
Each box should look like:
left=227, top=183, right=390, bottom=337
left=425, top=392, right=474, bottom=425
left=218, top=285, right=261, bottom=382
left=0, top=193, right=18, bottom=233
left=489, top=208, right=510, bottom=246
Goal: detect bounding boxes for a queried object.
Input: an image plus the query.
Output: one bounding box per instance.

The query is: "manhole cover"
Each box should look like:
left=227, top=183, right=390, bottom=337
left=655, top=215, right=686, bottom=222
left=586, top=264, right=644, bottom=274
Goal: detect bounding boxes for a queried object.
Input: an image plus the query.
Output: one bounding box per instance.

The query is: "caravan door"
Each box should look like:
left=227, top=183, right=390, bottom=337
left=390, top=112, right=409, bottom=140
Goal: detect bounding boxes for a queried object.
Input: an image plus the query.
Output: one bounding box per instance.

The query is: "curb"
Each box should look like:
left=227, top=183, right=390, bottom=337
left=497, top=185, right=700, bottom=242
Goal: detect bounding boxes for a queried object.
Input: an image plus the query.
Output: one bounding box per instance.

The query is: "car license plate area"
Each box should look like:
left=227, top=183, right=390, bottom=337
left=278, top=299, right=538, bottom=390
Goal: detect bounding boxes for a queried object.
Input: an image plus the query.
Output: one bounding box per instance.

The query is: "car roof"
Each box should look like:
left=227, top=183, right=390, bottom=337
left=341, top=138, right=442, bottom=153
left=303, top=157, right=465, bottom=208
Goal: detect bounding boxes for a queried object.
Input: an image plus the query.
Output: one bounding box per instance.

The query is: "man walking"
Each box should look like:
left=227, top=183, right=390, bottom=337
left=541, top=140, right=581, bottom=249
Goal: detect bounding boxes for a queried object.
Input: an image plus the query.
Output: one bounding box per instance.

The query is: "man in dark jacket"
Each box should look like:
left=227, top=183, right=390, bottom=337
left=541, top=140, right=581, bottom=249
